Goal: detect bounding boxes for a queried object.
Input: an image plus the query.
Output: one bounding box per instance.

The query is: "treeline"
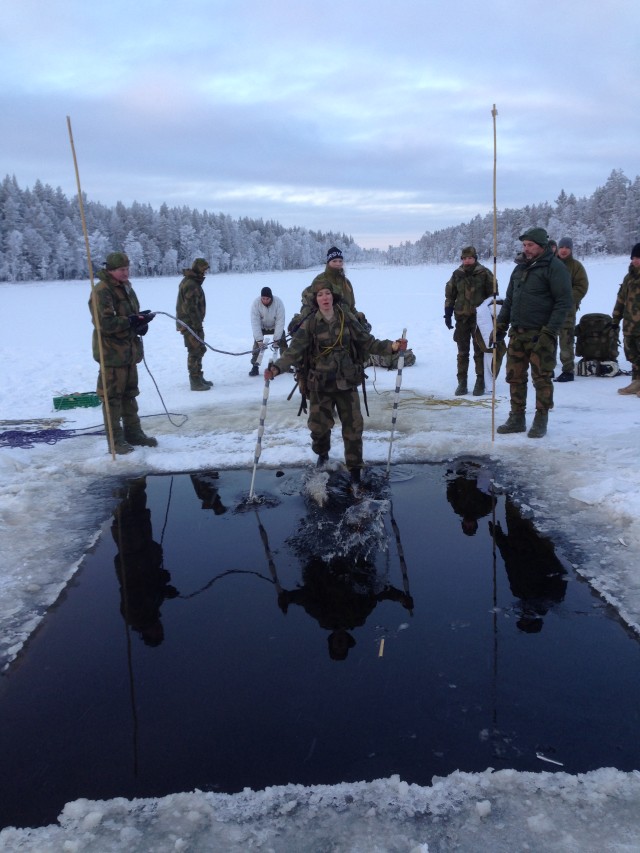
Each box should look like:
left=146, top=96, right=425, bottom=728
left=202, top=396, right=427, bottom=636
left=1, top=169, right=638, bottom=282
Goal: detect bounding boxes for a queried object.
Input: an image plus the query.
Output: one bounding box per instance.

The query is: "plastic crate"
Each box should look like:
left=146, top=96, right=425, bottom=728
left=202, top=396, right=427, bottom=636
left=53, top=392, right=101, bottom=411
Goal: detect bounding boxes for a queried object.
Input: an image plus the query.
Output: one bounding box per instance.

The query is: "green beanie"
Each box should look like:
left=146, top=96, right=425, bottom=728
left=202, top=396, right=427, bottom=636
left=519, top=227, right=549, bottom=248
left=192, top=258, right=210, bottom=273
left=460, top=246, right=477, bottom=260
left=105, top=252, right=130, bottom=270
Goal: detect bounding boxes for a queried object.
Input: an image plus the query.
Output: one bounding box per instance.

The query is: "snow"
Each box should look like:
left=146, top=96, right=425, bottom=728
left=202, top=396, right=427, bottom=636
left=1, top=257, right=640, bottom=851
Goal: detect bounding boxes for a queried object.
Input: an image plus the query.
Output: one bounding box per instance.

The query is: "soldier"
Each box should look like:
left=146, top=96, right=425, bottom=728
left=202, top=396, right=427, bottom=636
left=496, top=228, right=572, bottom=438
left=444, top=246, right=496, bottom=396
left=89, top=251, right=157, bottom=455
left=176, top=258, right=212, bottom=391
left=548, top=239, right=558, bottom=256
left=612, top=242, right=640, bottom=395
left=264, top=280, right=407, bottom=485
left=249, top=286, right=287, bottom=376
left=555, top=237, right=589, bottom=382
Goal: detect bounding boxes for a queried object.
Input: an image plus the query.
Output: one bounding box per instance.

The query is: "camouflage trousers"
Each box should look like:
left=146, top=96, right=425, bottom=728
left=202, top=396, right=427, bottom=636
left=97, top=363, right=140, bottom=403
left=558, top=309, right=577, bottom=373
left=622, top=333, right=640, bottom=379
left=307, top=385, right=364, bottom=469
left=504, top=329, right=557, bottom=414
left=182, top=327, right=207, bottom=378
left=454, top=315, right=484, bottom=381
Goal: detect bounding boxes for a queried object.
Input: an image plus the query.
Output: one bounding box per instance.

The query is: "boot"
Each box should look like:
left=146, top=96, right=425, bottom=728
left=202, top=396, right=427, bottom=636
left=496, top=412, right=526, bottom=434
left=190, top=376, right=211, bottom=391
left=249, top=364, right=259, bottom=377
left=618, top=379, right=640, bottom=395
left=349, top=468, right=361, bottom=485
left=316, top=453, right=329, bottom=468
left=201, top=377, right=214, bottom=387
left=527, top=411, right=548, bottom=438
left=102, top=402, right=134, bottom=455
left=122, top=398, right=158, bottom=447
left=554, top=371, right=574, bottom=383
left=455, top=380, right=468, bottom=396
left=472, top=377, right=485, bottom=396
left=124, top=429, right=158, bottom=447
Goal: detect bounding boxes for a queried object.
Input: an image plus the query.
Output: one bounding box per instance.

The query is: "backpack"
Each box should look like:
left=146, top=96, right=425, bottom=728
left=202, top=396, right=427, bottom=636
left=575, top=313, right=619, bottom=361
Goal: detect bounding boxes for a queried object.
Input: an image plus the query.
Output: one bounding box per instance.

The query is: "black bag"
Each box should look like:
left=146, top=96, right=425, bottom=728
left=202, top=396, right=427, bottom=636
left=575, top=313, right=619, bottom=361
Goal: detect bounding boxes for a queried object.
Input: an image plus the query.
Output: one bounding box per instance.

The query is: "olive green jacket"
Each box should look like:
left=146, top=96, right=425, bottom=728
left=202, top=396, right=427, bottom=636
left=498, top=250, right=572, bottom=335
left=300, top=266, right=357, bottom=313
left=444, top=262, right=496, bottom=317
left=176, top=269, right=206, bottom=331
left=89, top=270, right=143, bottom=366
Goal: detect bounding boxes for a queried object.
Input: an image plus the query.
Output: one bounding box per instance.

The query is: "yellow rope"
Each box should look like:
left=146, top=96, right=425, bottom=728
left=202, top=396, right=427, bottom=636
left=374, top=388, right=497, bottom=411
left=318, top=307, right=345, bottom=357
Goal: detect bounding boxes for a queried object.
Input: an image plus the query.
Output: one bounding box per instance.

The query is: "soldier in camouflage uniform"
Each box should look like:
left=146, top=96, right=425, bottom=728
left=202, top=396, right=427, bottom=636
left=444, top=246, right=496, bottom=396
left=496, top=228, right=572, bottom=438
left=555, top=237, right=589, bottom=382
left=176, top=258, right=212, bottom=391
left=612, top=243, right=640, bottom=395
left=89, top=252, right=157, bottom=455
left=265, top=280, right=407, bottom=484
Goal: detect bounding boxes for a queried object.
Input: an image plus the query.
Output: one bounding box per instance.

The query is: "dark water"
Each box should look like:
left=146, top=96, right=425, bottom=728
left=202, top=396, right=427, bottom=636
left=1, top=461, right=640, bottom=830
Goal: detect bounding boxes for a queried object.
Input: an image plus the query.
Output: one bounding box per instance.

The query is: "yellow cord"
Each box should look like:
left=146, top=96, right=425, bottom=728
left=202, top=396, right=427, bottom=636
left=318, top=307, right=345, bottom=357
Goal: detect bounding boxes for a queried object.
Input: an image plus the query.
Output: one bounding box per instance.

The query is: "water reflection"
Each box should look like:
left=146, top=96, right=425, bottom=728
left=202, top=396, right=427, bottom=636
left=446, top=461, right=495, bottom=536
left=191, top=471, right=228, bottom=515
left=112, top=477, right=179, bottom=647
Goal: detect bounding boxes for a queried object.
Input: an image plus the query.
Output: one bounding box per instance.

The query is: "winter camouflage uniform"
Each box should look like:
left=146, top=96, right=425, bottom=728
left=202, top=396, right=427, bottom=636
left=497, top=248, right=572, bottom=417
left=273, top=304, right=394, bottom=471
left=89, top=267, right=151, bottom=451
left=612, top=262, right=640, bottom=379
left=557, top=255, right=589, bottom=373
left=444, top=259, right=496, bottom=388
left=176, top=260, right=210, bottom=386
left=290, top=265, right=370, bottom=334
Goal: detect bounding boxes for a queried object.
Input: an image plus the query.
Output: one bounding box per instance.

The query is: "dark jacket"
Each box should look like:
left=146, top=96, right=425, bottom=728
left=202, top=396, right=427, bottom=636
left=444, top=262, right=496, bottom=317
left=612, top=264, right=640, bottom=336
left=498, top=250, right=572, bottom=335
left=89, top=270, right=143, bottom=366
left=176, top=269, right=206, bottom=331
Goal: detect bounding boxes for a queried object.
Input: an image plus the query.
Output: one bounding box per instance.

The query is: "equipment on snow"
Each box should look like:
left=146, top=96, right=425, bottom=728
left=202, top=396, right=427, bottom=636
left=575, top=313, right=619, bottom=361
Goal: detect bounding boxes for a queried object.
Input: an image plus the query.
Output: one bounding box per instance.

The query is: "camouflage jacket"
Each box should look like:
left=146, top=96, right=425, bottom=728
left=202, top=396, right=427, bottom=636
left=274, top=306, right=392, bottom=391
left=558, top=256, right=589, bottom=310
left=300, top=266, right=357, bottom=313
left=612, top=264, right=640, bottom=336
left=176, top=269, right=206, bottom=331
left=497, top=250, right=572, bottom=336
left=444, top=262, right=496, bottom=317
left=89, top=270, right=144, bottom=366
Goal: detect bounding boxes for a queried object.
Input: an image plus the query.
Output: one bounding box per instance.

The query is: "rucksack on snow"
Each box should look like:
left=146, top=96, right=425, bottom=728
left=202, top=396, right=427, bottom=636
left=575, top=313, right=619, bottom=361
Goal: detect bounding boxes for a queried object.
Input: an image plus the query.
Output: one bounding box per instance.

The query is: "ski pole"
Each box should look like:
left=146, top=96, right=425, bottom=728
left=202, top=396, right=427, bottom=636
left=386, top=328, right=407, bottom=476
left=248, top=365, right=271, bottom=501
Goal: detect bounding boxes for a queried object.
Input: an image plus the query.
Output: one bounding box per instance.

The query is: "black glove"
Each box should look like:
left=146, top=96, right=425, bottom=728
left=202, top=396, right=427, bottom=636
left=140, top=309, right=155, bottom=322
left=128, top=311, right=155, bottom=330
left=444, top=307, right=454, bottom=330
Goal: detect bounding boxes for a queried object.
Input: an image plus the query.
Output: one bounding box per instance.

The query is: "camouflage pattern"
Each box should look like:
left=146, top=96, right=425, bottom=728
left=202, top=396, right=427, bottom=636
left=176, top=268, right=207, bottom=378
left=612, top=263, right=640, bottom=377
left=558, top=255, right=589, bottom=372
left=301, top=265, right=357, bottom=313
left=445, top=261, right=496, bottom=382
left=503, top=329, right=557, bottom=414
left=273, top=306, right=394, bottom=469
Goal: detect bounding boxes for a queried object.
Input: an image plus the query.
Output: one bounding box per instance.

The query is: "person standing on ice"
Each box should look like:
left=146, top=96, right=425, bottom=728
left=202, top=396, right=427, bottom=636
left=176, top=258, right=212, bottom=391
left=443, top=246, right=496, bottom=397
left=554, top=237, right=589, bottom=383
left=495, top=228, right=572, bottom=438
left=249, top=286, right=287, bottom=377
left=612, top=243, right=640, bottom=395
left=264, top=280, right=407, bottom=485
left=89, top=251, right=157, bottom=455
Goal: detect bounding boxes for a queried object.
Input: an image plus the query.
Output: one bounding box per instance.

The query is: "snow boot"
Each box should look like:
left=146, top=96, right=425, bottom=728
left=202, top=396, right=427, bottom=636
left=121, top=398, right=157, bottom=447
left=554, top=371, right=574, bottom=383
left=527, top=411, right=548, bottom=439
left=249, top=364, right=259, bottom=377
left=124, top=429, right=158, bottom=447
left=618, top=379, right=640, bottom=395
left=201, top=377, right=214, bottom=387
left=102, top=401, right=134, bottom=455
left=316, top=453, right=329, bottom=468
left=472, top=377, right=485, bottom=396
left=496, top=412, right=526, bottom=434
left=190, top=376, right=211, bottom=391
left=455, top=380, right=468, bottom=396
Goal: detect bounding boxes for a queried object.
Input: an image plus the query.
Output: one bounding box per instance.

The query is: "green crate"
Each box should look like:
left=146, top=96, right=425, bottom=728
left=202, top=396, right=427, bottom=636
left=53, top=392, right=101, bottom=411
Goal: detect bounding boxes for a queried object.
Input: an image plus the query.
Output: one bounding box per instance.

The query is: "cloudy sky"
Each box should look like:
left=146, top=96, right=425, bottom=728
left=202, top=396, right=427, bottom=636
left=2, top=0, right=638, bottom=249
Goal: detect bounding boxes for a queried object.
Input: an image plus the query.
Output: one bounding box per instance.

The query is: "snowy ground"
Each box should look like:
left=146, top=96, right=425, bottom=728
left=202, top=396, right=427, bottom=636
left=1, top=257, right=639, bottom=850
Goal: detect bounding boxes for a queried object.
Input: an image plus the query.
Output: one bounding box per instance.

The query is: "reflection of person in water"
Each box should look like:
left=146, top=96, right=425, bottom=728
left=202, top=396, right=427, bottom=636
left=190, top=472, right=228, bottom=515
left=490, top=499, right=567, bottom=633
left=112, top=477, right=178, bottom=647
left=446, top=463, right=495, bottom=536
left=277, top=556, right=413, bottom=660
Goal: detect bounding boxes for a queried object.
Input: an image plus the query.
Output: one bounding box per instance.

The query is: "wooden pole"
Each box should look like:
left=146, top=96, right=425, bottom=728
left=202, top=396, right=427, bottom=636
left=491, top=105, right=498, bottom=442
left=66, top=116, right=115, bottom=460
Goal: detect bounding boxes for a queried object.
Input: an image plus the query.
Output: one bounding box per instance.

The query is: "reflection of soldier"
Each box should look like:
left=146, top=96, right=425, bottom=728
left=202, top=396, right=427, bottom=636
left=277, top=557, right=413, bottom=660
left=191, top=472, right=228, bottom=515
left=490, top=499, right=567, bottom=633
left=446, top=465, right=495, bottom=536
left=112, top=478, right=178, bottom=647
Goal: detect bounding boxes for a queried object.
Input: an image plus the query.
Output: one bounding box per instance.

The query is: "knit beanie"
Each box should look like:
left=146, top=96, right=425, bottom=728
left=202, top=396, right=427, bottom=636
left=326, top=246, right=343, bottom=262
left=558, top=237, right=573, bottom=250
left=261, top=286, right=273, bottom=298
left=519, top=227, right=549, bottom=248
left=631, top=243, right=640, bottom=259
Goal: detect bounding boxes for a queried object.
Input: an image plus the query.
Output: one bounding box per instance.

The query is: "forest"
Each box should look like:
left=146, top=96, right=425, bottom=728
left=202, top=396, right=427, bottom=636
left=0, top=168, right=638, bottom=282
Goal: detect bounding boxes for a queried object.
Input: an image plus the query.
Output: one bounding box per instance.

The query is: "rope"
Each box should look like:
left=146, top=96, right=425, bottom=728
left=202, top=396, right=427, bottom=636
left=154, top=311, right=279, bottom=357
left=372, top=388, right=496, bottom=411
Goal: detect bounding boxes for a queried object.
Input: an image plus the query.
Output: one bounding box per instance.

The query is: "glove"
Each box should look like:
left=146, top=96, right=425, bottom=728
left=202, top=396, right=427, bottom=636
left=489, top=326, right=507, bottom=346
left=140, top=309, right=155, bottom=322
left=532, top=327, right=555, bottom=353
left=444, top=307, right=454, bottom=330
left=264, top=365, right=280, bottom=381
left=393, top=338, right=408, bottom=352
left=128, top=311, right=155, bottom=329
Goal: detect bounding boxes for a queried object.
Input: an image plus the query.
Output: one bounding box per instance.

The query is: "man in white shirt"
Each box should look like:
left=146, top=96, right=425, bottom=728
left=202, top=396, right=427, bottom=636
left=249, top=287, right=287, bottom=376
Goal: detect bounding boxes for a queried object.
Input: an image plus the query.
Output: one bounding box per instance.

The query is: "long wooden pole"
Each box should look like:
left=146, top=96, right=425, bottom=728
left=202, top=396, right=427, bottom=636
left=67, top=116, right=115, bottom=460
left=491, top=105, right=498, bottom=442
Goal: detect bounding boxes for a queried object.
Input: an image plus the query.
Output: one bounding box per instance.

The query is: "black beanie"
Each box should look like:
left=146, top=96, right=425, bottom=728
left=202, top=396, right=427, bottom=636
left=261, top=286, right=273, bottom=298
left=631, top=243, right=640, bottom=259
left=326, top=246, right=343, bottom=262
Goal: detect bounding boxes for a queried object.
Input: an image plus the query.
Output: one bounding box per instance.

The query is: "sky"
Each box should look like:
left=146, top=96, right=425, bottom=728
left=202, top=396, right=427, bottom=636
left=1, top=0, right=639, bottom=249
left=1, top=258, right=640, bottom=847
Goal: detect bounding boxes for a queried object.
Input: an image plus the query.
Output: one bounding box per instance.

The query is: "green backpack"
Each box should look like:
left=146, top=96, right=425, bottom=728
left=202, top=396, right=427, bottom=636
left=575, top=314, right=619, bottom=361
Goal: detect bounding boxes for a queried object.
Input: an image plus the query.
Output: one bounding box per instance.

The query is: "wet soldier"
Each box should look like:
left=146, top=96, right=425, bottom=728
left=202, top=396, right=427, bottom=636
left=176, top=258, right=212, bottom=391
left=89, top=251, right=157, bottom=454
left=496, top=228, right=572, bottom=438
left=264, top=280, right=407, bottom=485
